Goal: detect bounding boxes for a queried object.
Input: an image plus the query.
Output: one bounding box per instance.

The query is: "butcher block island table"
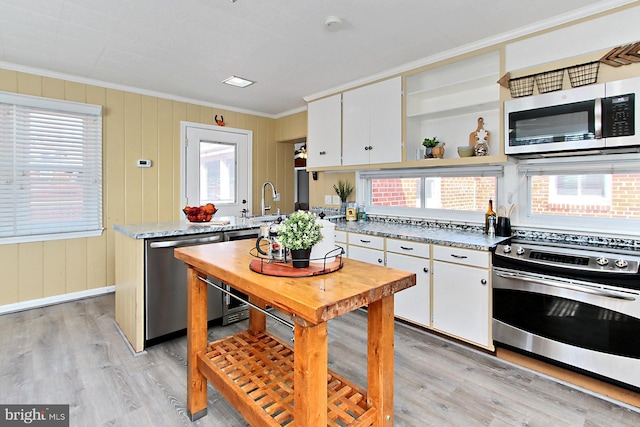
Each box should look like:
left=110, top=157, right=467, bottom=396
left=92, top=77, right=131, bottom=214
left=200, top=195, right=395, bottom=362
left=174, top=239, right=416, bottom=427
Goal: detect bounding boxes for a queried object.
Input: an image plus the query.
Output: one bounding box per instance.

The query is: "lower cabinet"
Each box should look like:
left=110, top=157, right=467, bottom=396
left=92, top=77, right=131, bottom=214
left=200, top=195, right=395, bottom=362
left=386, top=248, right=431, bottom=327
left=432, top=245, right=493, bottom=350
left=335, top=230, right=348, bottom=258
left=347, top=233, right=384, bottom=266
left=342, top=232, right=493, bottom=350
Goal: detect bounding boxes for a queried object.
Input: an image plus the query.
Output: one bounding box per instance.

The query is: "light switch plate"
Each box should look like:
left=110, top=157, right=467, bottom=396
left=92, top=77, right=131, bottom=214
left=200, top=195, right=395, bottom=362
left=325, top=195, right=332, bottom=205
left=332, top=195, right=341, bottom=205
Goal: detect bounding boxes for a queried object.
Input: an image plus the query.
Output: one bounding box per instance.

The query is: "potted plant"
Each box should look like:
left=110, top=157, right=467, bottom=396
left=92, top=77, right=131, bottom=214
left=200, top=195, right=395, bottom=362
left=422, top=136, right=445, bottom=158
left=277, top=210, right=323, bottom=267
left=333, top=180, right=354, bottom=215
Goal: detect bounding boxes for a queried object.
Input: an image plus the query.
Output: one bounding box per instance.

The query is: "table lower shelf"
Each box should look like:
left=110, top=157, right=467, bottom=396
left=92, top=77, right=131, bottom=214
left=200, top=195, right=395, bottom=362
left=196, top=330, right=377, bottom=427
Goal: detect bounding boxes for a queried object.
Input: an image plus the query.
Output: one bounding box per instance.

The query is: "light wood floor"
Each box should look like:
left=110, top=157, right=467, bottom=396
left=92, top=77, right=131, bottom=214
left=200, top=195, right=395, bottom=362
left=1, top=294, right=639, bottom=427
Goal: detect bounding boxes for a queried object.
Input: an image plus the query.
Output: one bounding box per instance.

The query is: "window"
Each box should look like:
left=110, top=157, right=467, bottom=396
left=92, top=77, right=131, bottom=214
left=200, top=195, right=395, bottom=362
left=0, top=92, right=103, bottom=243
left=361, top=167, right=500, bottom=222
left=518, top=157, right=640, bottom=231
left=200, top=141, right=236, bottom=204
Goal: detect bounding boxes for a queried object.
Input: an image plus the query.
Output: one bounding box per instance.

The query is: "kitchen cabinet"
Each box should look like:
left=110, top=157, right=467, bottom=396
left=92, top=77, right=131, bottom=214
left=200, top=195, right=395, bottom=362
left=307, top=94, right=342, bottom=168
left=335, top=230, right=347, bottom=258
left=342, top=77, right=402, bottom=166
left=347, top=232, right=384, bottom=266
left=386, top=239, right=431, bottom=327
left=431, top=245, right=492, bottom=350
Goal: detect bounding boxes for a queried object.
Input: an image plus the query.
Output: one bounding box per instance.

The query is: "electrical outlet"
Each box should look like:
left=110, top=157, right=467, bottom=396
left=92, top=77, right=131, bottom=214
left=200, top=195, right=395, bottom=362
left=325, top=195, right=332, bottom=205
left=274, top=193, right=281, bottom=202
left=332, top=195, right=341, bottom=205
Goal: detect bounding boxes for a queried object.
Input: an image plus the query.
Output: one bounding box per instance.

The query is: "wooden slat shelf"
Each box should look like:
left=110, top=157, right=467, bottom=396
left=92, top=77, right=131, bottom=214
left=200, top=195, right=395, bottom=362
left=197, top=330, right=377, bottom=427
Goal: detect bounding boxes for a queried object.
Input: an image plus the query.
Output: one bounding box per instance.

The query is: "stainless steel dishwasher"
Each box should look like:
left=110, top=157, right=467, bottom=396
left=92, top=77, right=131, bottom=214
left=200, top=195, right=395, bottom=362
left=145, top=232, right=224, bottom=345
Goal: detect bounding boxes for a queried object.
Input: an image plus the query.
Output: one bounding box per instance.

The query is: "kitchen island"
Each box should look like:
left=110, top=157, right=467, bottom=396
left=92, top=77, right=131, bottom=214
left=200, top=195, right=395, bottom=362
left=174, top=239, right=416, bottom=426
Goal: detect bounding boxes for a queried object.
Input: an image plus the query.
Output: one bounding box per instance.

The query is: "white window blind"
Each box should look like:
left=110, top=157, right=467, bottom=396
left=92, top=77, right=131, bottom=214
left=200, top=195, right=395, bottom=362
left=0, top=92, right=103, bottom=243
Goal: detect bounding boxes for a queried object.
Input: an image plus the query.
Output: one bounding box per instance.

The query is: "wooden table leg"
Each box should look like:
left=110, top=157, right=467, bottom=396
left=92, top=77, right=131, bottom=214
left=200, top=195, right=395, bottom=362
left=186, top=266, right=208, bottom=421
left=248, top=295, right=267, bottom=335
left=293, top=319, right=328, bottom=426
left=367, top=294, right=395, bottom=426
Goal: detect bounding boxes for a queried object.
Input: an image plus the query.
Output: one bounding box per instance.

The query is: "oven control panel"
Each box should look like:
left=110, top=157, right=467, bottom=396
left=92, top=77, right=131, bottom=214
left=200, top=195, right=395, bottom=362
left=495, top=243, right=640, bottom=274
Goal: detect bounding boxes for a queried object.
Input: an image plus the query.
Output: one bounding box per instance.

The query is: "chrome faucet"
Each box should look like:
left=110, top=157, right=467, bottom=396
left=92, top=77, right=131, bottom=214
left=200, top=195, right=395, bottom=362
left=261, top=181, right=280, bottom=216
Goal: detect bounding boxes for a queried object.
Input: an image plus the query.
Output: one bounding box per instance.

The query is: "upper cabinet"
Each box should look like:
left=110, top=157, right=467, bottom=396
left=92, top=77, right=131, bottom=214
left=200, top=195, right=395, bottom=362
left=343, top=76, right=402, bottom=166
left=405, top=51, right=503, bottom=163
left=307, top=94, right=342, bottom=168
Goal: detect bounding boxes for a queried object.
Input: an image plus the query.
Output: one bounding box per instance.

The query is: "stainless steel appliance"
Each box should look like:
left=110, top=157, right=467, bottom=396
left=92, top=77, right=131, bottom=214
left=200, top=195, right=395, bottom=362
left=504, top=76, right=640, bottom=157
left=145, top=232, right=224, bottom=345
left=220, top=228, right=260, bottom=325
left=493, top=241, right=640, bottom=390
left=144, top=227, right=260, bottom=346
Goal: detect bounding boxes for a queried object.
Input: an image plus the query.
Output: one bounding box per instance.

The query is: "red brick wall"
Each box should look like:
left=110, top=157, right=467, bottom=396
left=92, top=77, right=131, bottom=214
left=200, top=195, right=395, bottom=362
left=372, top=178, right=419, bottom=207
left=371, top=177, right=496, bottom=211
left=531, top=174, right=640, bottom=219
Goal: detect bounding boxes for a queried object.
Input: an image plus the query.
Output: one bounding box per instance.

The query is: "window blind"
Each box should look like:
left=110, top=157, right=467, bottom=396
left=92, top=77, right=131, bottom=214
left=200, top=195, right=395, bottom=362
left=0, top=92, right=103, bottom=242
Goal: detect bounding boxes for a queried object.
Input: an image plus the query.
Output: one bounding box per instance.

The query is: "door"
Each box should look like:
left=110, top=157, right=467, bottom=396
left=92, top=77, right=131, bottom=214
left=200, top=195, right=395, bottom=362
left=432, top=261, right=490, bottom=347
left=387, top=252, right=431, bottom=327
left=307, top=94, right=342, bottom=168
left=182, top=123, right=252, bottom=218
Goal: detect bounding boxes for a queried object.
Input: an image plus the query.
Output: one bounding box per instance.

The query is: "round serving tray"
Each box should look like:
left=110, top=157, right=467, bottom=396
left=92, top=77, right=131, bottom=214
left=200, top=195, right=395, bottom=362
left=249, top=246, right=343, bottom=277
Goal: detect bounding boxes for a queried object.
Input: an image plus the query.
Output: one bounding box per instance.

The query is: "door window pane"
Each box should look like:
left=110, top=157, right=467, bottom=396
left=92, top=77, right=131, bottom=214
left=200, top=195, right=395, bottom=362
left=200, top=141, right=236, bottom=204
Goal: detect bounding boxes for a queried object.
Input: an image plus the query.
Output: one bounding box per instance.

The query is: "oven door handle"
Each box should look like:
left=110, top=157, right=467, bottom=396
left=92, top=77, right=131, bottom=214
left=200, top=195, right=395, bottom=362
left=495, top=271, right=636, bottom=301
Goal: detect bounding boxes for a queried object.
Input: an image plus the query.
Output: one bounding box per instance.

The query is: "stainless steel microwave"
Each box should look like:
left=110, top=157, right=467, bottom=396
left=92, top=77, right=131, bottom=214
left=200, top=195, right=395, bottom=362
left=504, top=76, right=640, bottom=157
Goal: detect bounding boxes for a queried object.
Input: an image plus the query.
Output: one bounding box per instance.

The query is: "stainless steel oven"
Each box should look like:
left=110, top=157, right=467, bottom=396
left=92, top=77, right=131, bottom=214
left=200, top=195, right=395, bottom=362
left=493, top=241, right=640, bottom=390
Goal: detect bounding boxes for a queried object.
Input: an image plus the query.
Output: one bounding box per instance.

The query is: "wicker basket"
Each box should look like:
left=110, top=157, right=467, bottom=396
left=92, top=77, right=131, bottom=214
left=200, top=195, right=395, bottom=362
left=535, top=69, right=564, bottom=93
left=567, top=61, right=600, bottom=87
left=509, top=76, right=535, bottom=98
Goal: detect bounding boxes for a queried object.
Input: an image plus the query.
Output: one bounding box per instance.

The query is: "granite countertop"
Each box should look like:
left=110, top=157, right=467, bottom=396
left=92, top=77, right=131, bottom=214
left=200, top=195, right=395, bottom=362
left=113, top=216, right=260, bottom=239
left=334, top=220, right=508, bottom=251
left=113, top=214, right=509, bottom=251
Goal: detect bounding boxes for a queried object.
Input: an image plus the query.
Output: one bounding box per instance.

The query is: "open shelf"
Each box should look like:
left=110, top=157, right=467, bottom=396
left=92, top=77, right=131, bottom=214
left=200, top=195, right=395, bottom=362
left=403, top=154, right=508, bottom=168
left=198, top=330, right=377, bottom=427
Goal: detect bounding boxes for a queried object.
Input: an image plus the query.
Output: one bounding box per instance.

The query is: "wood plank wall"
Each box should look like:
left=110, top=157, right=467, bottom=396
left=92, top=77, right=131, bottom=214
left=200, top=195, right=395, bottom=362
left=0, top=67, right=305, bottom=306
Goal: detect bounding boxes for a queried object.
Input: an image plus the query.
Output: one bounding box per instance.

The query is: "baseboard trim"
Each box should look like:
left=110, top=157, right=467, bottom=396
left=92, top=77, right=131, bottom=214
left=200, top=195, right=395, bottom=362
left=0, top=286, right=115, bottom=315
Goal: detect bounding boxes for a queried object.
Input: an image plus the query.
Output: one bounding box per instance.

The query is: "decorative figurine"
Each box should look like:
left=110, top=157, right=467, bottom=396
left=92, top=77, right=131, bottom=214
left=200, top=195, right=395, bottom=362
left=470, top=117, right=490, bottom=156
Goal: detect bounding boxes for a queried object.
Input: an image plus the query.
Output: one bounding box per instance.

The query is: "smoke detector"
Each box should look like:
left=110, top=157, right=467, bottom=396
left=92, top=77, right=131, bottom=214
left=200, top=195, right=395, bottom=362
left=324, top=16, right=343, bottom=32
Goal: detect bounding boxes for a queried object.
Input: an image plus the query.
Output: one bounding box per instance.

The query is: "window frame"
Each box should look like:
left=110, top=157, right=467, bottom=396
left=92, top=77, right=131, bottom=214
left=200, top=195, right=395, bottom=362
left=516, top=155, right=640, bottom=234
left=0, top=91, right=103, bottom=244
left=357, top=166, right=501, bottom=223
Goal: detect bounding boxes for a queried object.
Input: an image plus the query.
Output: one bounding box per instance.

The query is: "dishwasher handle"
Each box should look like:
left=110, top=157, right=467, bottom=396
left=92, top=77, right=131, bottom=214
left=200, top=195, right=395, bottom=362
left=149, top=234, right=222, bottom=248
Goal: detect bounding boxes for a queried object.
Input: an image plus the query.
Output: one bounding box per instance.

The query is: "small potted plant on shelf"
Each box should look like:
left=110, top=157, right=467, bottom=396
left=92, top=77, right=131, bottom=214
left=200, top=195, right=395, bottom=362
left=277, top=210, right=323, bottom=268
left=423, top=136, right=445, bottom=158
left=333, top=180, right=354, bottom=215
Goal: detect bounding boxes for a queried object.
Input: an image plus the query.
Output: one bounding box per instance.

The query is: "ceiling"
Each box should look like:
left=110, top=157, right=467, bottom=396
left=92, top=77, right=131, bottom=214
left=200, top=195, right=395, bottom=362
left=0, top=0, right=633, bottom=117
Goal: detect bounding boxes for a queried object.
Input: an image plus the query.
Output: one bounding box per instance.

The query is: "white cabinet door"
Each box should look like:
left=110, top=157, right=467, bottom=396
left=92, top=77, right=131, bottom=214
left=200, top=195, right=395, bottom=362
left=343, top=77, right=402, bottom=166
left=307, top=94, right=342, bottom=168
left=432, top=260, right=491, bottom=348
left=368, top=77, right=402, bottom=165
left=348, top=245, right=384, bottom=266
left=387, top=252, right=431, bottom=327
left=342, top=85, right=371, bottom=166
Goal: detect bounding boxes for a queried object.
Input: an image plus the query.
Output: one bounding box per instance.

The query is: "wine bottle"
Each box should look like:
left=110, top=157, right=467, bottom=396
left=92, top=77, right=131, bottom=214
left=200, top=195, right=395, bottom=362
left=485, top=199, right=496, bottom=235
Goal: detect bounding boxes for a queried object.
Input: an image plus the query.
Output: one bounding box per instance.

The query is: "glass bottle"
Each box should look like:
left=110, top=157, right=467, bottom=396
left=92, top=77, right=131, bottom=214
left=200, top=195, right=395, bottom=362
left=485, top=199, right=496, bottom=235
